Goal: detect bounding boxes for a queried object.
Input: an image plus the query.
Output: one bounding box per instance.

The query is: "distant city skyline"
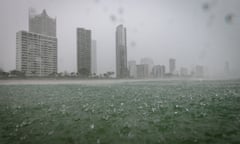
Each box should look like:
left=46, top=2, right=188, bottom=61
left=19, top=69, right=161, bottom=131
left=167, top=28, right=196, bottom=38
left=1, top=0, right=240, bottom=78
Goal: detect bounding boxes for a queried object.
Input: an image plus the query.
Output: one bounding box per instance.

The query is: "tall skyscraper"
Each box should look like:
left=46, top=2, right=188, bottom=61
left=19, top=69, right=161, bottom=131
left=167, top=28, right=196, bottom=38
left=91, top=40, right=97, bottom=74
left=16, top=31, right=57, bottom=76
left=16, top=9, right=57, bottom=77
left=77, top=28, right=91, bottom=75
left=29, top=9, right=56, bottom=37
left=169, top=58, right=176, bottom=74
left=116, top=24, right=128, bottom=78
left=128, top=60, right=137, bottom=78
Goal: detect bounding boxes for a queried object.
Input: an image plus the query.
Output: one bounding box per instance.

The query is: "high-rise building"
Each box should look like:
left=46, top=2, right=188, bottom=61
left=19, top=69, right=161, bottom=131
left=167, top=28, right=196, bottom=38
left=128, top=60, right=137, bottom=78
left=140, top=57, right=154, bottom=77
left=169, top=58, right=176, bottom=74
left=180, top=67, right=188, bottom=76
left=91, top=40, right=97, bottom=74
left=224, top=61, right=230, bottom=75
left=136, top=64, right=149, bottom=79
left=116, top=24, right=128, bottom=78
left=161, top=65, right=166, bottom=77
left=77, top=28, right=91, bottom=75
left=152, top=65, right=161, bottom=78
left=29, top=9, right=56, bottom=37
left=16, top=31, right=57, bottom=76
left=152, top=65, right=165, bottom=78
left=195, top=65, right=204, bottom=77
left=16, top=9, right=57, bottom=77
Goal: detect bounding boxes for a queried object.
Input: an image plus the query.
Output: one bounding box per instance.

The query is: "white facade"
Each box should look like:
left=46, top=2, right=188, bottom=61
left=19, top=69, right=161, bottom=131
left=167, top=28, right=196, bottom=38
left=128, top=60, right=137, bottom=78
left=16, top=31, right=57, bottom=76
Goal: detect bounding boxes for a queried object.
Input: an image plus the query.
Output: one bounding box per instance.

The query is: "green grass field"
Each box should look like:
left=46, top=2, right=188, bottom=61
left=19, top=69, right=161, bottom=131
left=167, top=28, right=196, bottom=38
left=0, top=80, right=240, bottom=144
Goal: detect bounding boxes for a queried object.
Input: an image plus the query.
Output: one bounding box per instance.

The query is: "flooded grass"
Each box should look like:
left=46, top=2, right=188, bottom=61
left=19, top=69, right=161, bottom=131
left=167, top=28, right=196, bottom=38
left=0, top=80, right=240, bottom=144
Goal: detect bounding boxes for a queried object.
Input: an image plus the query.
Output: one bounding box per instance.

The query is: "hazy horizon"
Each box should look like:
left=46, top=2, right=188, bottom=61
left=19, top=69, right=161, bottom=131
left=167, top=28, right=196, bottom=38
left=1, top=0, right=240, bottom=78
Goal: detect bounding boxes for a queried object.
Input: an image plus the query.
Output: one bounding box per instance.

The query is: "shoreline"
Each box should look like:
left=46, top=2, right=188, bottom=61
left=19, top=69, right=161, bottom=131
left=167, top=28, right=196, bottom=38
left=0, top=78, right=239, bottom=85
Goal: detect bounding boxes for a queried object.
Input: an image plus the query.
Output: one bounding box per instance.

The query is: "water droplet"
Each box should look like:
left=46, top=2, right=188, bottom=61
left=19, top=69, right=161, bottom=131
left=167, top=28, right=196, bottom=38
left=97, top=138, right=101, bottom=144
left=152, top=107, right=156, bottom=112
left=20, top=135, right=27, bottom=140
left=110, top=15, right=117, bottom=22
left=202, top=3, right=210, bottom=11
left=90, top=124, right=95, bottom=129
left=118, top=7, right=124, bottom=15
left=48, top=130, right=54, bottom=135
left=225, top=13, right=234, bottom=24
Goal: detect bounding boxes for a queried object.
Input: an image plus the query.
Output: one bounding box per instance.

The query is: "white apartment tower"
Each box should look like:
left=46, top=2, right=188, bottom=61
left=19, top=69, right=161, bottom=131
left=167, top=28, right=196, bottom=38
left=16, top=31, right=57, bottom=76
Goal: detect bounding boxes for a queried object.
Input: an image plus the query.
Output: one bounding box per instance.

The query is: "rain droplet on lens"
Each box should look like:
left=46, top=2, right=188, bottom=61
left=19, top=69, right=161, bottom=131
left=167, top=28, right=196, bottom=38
left=202, top=3, right=210, bottom=11
left=110, top=14, right=117, bottom=22
left=90, top=124, right=94, bottom=129
left=118, top=7, right=124, bottom=15
left=225, top=13, right=234, bottom=24
left=94, top=0, right=100, bottom=3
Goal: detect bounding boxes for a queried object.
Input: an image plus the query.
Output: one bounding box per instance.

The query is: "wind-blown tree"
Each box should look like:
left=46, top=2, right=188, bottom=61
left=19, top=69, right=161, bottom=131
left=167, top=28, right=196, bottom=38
left=78, top=68, right=90, bottom=78
left=103, top=71, right=114, bottom=78
left=10, top=70, right=25, bottom=77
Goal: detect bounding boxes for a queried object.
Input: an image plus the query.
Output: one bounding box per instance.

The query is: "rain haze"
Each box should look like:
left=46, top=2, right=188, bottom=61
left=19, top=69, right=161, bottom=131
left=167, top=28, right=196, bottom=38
left=1, top=1, right=240, bottom=143
left=0, top=0, right=240, bottom=78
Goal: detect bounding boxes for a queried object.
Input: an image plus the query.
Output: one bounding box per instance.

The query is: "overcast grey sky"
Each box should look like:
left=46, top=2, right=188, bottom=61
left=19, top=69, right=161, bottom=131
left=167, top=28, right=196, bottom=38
left=0, top=0, right=240, bottom=77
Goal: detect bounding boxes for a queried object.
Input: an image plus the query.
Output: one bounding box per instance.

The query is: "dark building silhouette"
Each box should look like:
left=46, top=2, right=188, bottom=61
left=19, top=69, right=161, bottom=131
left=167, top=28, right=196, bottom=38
left=169, top=58, right=176, bottom=74
left=116, top=24, right=128, bottom=78
left=77, top=28, right=92, bottom=75
left=29, top=9, right=56, bottom=37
